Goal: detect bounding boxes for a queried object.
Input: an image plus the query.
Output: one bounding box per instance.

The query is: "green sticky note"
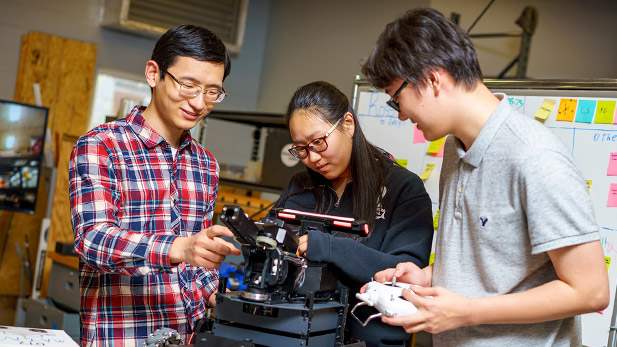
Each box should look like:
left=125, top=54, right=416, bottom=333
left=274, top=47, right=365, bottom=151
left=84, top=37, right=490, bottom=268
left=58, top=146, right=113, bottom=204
left=595, top=100, right=616, bottom=124
left=419, top=163, right=436, bottom=182
left=429, top=253, right=435, bottom=265
left=426, top=137, right=446, bottom=154
left=395, top=159, right=407, bottom=168
left=433, top=210, right=439, bottom=230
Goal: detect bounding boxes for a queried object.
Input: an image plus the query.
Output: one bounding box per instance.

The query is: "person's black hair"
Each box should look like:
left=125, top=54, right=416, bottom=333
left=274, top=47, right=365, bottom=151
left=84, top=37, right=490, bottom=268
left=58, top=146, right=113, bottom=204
left=151, top=24, right=231, bottom=81
left=281, top=81, right=396, bottom=233
left=361, top=8, right=482, bottom=91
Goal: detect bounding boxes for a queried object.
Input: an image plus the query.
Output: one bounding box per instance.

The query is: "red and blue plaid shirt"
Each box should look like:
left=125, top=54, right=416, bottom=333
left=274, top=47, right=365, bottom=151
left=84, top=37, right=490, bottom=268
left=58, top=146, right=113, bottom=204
left=69, top=106, right=219, bottom=346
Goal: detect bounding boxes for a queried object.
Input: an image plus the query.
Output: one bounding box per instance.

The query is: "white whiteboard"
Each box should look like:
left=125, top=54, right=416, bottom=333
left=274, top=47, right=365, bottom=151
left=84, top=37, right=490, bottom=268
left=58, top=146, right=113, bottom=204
left=353, top=80, right=617, bottom=347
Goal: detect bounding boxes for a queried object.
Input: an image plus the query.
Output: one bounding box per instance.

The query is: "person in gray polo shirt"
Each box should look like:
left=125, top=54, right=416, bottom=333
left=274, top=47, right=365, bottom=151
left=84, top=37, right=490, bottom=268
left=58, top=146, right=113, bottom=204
left=360, top=7, right=609, bottom=347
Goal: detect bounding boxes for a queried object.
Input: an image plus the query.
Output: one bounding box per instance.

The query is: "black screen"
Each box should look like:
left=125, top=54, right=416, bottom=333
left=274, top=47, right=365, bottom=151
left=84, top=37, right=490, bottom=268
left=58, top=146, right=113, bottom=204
left=0, top=100, right=49, bottom=214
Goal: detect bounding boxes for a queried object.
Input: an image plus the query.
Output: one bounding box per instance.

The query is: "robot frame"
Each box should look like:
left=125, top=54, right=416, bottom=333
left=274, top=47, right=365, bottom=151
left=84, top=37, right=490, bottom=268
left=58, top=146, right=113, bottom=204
left=195, top=204, right=369, bottom=347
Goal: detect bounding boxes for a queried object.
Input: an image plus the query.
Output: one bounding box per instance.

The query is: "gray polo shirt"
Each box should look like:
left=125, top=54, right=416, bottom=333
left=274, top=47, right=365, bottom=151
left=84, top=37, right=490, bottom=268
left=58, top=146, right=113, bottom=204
left=432, top=94, right=599, bottom=347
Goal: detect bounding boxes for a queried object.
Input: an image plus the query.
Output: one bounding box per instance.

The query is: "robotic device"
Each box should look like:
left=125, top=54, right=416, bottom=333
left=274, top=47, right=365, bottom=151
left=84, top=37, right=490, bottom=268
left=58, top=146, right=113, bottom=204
left=194, top=205, right=369, bottom=347
left=350, top=279, right=418, bottom=327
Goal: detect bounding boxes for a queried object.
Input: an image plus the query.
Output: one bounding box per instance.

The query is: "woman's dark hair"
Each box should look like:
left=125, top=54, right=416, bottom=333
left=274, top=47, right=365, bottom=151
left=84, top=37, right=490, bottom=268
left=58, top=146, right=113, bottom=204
left=282, top=81, right=394, bottom=231
left=361, top=8, right=482, bottom=91
left=151, top=24, right=231, bottom=81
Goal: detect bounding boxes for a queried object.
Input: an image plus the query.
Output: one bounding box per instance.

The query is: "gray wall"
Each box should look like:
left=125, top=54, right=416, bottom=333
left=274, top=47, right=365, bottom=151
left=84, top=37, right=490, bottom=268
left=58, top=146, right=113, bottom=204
left=255, top=0, right=429, bottom=113
left=1, top=0, right=617, bottom=115
left=432, top=0, right=617, bottom=79
left=0, top=0, right=271, bottom=112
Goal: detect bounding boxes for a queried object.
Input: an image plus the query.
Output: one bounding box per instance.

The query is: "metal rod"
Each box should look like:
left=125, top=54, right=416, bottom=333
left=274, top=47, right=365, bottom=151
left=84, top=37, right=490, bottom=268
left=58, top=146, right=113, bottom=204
left=355, top=78, right=617, bottom=91
left=469, top=32, right=522, bottom=38
left=608, top=283, right=617, bottom=347
left=497, top=54, right=520, bottom=79
left=467, top=0, right=496, bottom=34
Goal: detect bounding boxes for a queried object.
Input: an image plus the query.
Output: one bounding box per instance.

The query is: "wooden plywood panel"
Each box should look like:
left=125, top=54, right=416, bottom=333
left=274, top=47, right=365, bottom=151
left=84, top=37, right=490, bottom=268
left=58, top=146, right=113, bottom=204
left=40, top=134, right=78, bottom=298
left=12, top=31, right=96, bottom=162
left=0, top=31, right=97, bottom=297
left=53, top=39, right=97, bottom=141
left=13, top=32, right=64, bottom=138
left=0, top=179, right=48, bottom=296
left=0, top=31, right=62, bottom=296
left=13, top=35, right=29, bottom=101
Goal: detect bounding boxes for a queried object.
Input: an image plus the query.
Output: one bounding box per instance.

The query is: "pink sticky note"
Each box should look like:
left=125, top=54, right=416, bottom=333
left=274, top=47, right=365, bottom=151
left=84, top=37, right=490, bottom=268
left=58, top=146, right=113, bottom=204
left=413, top=124, right=426, bottom=143
left=609, top=152, right=617, bottom=176
left=609, top=184, right=617, bottom=207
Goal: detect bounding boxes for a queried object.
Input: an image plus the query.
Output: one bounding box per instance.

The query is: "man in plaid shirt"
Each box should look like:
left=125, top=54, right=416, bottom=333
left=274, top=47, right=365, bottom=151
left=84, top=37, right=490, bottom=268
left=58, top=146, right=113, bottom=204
left=69, top=25, right=241, bottom=346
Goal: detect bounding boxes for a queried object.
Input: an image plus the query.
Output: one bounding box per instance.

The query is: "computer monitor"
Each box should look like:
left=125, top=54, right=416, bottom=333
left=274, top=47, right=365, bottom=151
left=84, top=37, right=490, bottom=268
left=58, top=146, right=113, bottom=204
left=0, top=100, right=49, bottom=214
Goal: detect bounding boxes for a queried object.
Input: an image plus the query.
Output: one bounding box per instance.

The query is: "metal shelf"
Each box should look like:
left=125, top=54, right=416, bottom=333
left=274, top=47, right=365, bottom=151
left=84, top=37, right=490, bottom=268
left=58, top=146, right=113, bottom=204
left=219, top=178, right=283, bottom=194
left=208, top=110, right=286, bottom=127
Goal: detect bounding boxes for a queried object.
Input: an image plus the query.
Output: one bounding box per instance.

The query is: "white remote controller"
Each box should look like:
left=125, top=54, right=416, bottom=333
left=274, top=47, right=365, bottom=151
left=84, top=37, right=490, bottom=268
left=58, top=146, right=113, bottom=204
left=351, top=279, right=418, bottom=326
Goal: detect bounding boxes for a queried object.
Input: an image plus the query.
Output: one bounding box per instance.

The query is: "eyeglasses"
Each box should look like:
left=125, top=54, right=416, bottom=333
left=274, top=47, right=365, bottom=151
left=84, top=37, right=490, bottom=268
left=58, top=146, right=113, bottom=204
left=288, top=116, right=345, bottom=159
left=386, top=80, right=408, bottom=112
left=162, top=69, right=226, bottom=103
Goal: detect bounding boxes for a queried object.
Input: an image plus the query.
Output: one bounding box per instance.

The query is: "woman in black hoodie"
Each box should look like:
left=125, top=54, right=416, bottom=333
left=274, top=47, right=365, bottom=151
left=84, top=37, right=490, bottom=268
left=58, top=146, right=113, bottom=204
left=272, top=81, right=434, bottom=347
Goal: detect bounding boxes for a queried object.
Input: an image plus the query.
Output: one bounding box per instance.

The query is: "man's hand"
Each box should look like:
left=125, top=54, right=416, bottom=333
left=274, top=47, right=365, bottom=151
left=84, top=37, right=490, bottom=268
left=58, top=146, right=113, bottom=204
left=381, top=285, right=472, bottom=334
left=361, top=262, right=431, bottom=293
left=169, top=225, right=241, bottom=268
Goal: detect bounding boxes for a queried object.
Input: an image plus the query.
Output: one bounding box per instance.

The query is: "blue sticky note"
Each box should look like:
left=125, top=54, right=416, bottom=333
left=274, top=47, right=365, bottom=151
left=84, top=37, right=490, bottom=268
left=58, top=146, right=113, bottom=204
left=575, top=100, right=597, bottom=123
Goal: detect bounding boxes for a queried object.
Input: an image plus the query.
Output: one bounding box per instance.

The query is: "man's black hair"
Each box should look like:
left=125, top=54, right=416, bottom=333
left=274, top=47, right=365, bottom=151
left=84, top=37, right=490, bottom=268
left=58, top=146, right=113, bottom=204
left=362, top=8, right=482, bottom=91
left=152, top=24, right=231, bottom=81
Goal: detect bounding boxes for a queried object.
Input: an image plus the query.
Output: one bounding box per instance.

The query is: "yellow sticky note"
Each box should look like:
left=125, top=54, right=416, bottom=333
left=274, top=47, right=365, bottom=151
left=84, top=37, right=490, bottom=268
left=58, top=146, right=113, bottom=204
left=556, top=99, right=577, bottom=121
left=429, top=252, right=435, bottom=265
left=395, top=159, right=408, bottom=168
left=534, top=98, right=556, bottom=121
left=433, top=209, right=440, bottom=230
left=586, top=180, right=592, bottom=192
left=426, top=137, right=446, bottom=154
left=594, top=100, right=616, bottom=124
left=606, top=256, right=611, bottom=271
left=419, top=163, right=436, bottom=182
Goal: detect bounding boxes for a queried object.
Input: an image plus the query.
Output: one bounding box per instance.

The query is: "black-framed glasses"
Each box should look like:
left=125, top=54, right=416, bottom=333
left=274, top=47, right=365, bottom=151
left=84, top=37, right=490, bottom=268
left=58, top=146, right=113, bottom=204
left=386, top=80, right=408, bottom=112
left=288, top=116, right=345, bottom=159
left=162, top=69, right=226, bottom=103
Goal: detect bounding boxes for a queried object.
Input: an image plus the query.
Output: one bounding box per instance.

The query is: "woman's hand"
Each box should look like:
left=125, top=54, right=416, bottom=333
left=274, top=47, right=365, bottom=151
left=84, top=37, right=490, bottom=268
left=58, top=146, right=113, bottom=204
left=297, top=234, right=309, bottom=257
